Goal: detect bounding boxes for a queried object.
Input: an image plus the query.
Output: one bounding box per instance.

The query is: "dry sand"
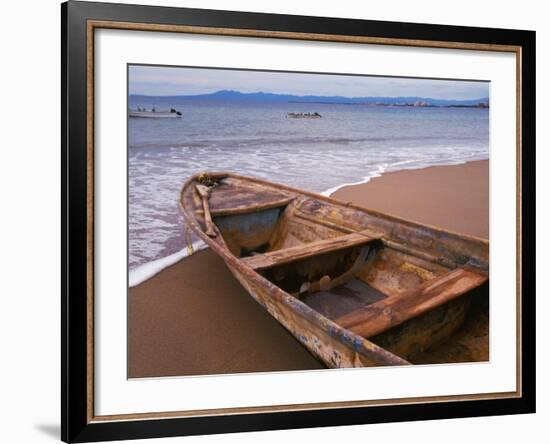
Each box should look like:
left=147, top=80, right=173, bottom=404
left=129, top=159, right=489, bottom=378
left=332, top=160, right=489, bottom=239
left=128, top=249, right=323, bottom=378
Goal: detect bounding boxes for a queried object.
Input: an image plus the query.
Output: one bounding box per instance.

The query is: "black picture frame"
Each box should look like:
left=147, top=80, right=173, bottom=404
left=62, top=1, right=536, bottom=442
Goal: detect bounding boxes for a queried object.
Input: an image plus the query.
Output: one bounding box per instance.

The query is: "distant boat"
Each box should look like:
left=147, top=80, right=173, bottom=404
left=129, top=107, right=182, bottom=118
left=287, top=112, right=322, bottom=119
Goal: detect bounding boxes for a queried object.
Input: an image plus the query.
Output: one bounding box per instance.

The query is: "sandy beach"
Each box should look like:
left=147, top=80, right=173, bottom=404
left=128, top=159, right=489, bottom=378
left=332, top=160, right=489, bottom=239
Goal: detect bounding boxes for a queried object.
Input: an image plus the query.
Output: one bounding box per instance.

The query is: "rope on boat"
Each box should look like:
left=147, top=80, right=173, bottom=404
left=184, top=224, right=195, bottom=256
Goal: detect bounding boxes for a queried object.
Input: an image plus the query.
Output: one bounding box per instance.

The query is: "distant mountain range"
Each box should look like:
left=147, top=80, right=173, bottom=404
left=130, top=90, right=490, bottom=107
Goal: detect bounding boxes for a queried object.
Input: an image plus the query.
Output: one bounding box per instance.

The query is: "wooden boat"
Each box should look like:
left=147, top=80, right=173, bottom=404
left=179, top=172, right=489, bottom=368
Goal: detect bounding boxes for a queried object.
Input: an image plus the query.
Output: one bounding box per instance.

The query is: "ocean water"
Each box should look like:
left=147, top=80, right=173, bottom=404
left=128, top=98, right=489, bottom=279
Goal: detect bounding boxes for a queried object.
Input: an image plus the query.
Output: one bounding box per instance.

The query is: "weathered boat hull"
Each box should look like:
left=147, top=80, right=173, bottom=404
left=228, top=266, right=407, bottom=367
left=179, top=172, right=489, bottom=368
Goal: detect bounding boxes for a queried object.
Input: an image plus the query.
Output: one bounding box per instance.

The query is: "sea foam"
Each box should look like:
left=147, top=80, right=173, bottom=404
left=321, top=160, right=419, bottom=196
left=129, top=240, right=208, bottom=287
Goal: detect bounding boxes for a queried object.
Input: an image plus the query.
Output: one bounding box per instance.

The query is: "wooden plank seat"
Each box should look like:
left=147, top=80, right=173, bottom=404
left=241, top=232, right=379, bottom=271
left=335, top=267, right=488, bottom=339
left=206, top=183, right=294, bottom=217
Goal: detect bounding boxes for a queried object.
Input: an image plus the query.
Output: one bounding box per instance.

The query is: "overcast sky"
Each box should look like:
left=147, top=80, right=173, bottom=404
left=129, top=65, right=489, bottom=99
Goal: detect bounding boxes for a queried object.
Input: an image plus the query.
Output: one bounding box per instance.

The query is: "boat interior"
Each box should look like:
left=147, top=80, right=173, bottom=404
left=186, top=174, right=489, bottom=364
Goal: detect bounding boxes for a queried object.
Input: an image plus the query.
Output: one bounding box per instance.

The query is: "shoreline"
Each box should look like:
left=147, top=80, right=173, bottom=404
left=128, top=159, right=489, bottom=377
left=129, top=240, right=208, bottom=288
left=330, top=159, right=488, bottom=239
left=321, top=157, right=487, bottom=197
left=129, top=158, right=489, bottom=288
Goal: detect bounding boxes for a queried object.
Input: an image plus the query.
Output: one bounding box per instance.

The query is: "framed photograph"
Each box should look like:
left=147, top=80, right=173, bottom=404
left=62, top=1, right=535, bottom=442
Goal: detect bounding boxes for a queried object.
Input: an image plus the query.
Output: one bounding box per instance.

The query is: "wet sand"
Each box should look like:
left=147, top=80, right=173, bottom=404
left=129, top=159, right=489, bottom=378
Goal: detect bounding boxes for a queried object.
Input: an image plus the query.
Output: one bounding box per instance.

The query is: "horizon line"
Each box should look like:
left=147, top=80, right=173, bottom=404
left=129, top=89, right=489, bottom=101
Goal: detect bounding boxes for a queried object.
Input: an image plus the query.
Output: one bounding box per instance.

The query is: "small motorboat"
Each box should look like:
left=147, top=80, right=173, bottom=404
left=129, top=107, right=182, bottom=118
left=179, top=172, right=489, bottom=368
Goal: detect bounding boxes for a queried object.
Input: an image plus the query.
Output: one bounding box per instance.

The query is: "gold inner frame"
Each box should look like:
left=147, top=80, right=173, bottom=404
left=85, top=19, right=523, bottom=423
